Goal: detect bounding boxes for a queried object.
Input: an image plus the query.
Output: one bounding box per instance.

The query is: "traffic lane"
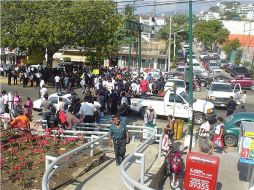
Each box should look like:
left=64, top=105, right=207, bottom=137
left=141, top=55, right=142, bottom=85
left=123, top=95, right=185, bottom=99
left=194, top=88, right=254, bottom=112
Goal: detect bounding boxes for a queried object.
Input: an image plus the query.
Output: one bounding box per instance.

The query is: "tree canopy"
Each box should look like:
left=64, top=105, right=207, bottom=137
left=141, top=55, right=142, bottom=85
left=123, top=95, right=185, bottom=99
left=193, top=20, right=229, bottom=48
left=1, top=0, right=123, bottom=66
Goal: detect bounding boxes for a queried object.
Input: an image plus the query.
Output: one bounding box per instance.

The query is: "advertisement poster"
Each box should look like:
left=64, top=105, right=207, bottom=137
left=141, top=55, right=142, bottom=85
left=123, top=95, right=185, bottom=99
left=240, top=137, right=254, bottom=165
left=184, top=152, right=220, bottom=190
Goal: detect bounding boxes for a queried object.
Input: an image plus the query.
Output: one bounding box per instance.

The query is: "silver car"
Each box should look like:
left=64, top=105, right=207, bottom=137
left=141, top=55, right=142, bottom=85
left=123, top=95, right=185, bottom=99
left=208, top=60, right=220, bottom=72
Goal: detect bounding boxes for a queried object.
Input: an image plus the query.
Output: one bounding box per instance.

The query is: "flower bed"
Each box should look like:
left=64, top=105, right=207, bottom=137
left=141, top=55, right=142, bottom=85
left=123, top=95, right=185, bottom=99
left=0, top=128, right=104, bottom=190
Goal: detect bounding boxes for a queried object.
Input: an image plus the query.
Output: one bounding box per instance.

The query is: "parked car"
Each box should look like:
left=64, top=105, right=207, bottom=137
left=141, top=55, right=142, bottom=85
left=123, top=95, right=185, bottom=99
left=206, top=82, right=242, bottom=107
left=220, top=59, right=228, bottom=68
left=230, top=75, right=254, bottom=91
left=33, top=92, right=76, bottom=111
left=208, top=60, right=220, bottom=72
left=230, top=66, right=252, bottom=78
left=164, top=79, right=186, bottom=92
left=199, top=52, right=208, bottom=60
left=187, top=55, right=199, bottom=64
left=176, top=66, right=185, bottom=75
left=209, top=69, right=223, bottom=74
left=224, top=63, right=237, bottom=73
left=218, top=112, right=254, bottom=147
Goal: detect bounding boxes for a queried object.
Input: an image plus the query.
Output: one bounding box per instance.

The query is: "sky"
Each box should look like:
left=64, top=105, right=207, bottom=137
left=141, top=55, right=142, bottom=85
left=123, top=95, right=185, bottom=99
left=116, top=0, right=254, bottom=15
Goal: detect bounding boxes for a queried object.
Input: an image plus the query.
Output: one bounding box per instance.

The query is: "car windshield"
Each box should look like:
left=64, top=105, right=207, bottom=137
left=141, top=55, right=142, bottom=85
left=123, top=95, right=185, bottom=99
left=180, top=91, right=197, bottom=103
left=177, top=68, right=184, bottom=72
left=167, top=80, right=185, bottom=88
left=211, top=84, right=233, bottom=92
left=210, top=63, right=219, bottom=66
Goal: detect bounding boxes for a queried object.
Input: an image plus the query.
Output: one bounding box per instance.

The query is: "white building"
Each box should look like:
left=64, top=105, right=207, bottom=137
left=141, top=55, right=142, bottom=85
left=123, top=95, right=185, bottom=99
left=247, top=11, right=254, bottom=20
left=197, top=11, right=221, bottom=21
left=139, top=16, right=165, bottom=26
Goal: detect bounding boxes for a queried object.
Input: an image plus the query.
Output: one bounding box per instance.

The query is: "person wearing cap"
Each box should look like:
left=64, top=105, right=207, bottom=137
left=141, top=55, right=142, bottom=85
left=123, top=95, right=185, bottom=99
left=144, top=105, right=156, bottom=126
left=10, top=109, right=30, bottom=129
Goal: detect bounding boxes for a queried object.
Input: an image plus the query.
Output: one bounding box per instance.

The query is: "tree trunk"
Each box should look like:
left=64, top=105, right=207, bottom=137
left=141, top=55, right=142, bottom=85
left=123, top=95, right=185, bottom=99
left=47, top=49, right=54, bottom=68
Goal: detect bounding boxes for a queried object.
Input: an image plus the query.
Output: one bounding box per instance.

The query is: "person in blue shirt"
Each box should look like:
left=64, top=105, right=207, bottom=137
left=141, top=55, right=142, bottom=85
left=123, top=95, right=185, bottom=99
left=108, top=115, right=129, bottom=166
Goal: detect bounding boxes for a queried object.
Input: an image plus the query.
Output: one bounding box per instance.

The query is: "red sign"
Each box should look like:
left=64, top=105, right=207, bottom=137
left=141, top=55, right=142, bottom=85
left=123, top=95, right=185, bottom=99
left=241, top=148, right=249, bottom=158
left=184, top=152, right=220, bottom=190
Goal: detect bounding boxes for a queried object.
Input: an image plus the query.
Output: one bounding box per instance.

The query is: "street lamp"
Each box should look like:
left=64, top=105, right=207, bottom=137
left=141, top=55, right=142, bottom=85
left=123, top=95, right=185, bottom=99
left=173, top=29, right=185, bottom=57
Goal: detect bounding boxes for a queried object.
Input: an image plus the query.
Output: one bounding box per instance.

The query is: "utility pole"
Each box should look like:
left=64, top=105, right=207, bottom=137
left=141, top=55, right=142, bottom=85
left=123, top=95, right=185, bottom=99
left=167, top=16, right=172, bottom=72
left=173, top=32, right=176, bottom=57
left=188, top=0, right=194, bottom=152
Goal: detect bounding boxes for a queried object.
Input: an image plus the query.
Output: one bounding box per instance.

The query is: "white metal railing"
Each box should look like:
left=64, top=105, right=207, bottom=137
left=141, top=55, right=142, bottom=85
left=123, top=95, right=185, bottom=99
left=120, top=132, right=162, bottom=190
left=41, top=123, right=162, bottom=190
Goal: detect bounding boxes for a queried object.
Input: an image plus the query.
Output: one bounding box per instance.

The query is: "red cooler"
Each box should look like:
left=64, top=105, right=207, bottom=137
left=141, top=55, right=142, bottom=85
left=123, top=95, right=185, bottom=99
left=184, top=152, right=220, bottom=190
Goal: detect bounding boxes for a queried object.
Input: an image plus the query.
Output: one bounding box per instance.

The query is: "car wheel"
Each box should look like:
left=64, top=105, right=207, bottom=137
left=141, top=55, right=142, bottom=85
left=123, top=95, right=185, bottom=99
left=224, top=134, right=238, bottom=147
left=250, top=85, right=254, bottom=91
left=194, top=112, right=204, bottom=125
left=139, top=107, right=147, bottom=118
left=200, top=81, right=206, bottom=87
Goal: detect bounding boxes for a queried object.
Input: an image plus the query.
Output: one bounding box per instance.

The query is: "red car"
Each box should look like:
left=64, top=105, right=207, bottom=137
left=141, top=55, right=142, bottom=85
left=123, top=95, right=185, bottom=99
left=230, top=75, right=254, bottom=91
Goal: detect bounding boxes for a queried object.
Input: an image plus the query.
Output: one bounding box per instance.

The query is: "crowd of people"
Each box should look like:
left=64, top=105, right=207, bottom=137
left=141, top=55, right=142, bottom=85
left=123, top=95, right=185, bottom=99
left=0, top=63, right=248, bottom=160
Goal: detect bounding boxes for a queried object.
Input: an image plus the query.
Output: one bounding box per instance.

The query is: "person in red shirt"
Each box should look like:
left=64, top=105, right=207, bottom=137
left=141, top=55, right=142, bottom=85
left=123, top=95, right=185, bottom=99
left=140, top=77, right=148, bottom=96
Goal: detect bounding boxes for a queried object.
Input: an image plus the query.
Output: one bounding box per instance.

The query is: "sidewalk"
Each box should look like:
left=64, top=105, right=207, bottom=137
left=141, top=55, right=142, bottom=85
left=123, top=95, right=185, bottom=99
left=62, top=142, right=160, bottom=190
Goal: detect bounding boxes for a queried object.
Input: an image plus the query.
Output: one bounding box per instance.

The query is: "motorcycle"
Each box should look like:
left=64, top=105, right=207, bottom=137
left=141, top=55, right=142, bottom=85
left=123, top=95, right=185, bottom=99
left=166, top=146, right=188, bottom=190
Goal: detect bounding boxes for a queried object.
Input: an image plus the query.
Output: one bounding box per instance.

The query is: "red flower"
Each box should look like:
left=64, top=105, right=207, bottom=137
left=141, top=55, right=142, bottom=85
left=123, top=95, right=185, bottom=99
left=32, top=148, right=44, bottom=154
left=38, top=139, right=49, bottom=147
left=0, top=157, right=4, bottom=169
left=8, top=138, right=16, bottom=144
left=67, top=137, right=78, bottom=142
left=9, top=147, right=18, bottom=155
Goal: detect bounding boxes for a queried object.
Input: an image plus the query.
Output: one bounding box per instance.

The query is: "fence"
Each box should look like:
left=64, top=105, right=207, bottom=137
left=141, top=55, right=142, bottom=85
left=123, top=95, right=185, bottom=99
left=41, top=123, right=162, bottom=190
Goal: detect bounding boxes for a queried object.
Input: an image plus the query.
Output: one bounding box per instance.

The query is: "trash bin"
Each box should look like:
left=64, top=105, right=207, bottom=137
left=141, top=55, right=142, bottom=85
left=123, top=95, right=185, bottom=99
left=174, top=119, right=184, bottom=140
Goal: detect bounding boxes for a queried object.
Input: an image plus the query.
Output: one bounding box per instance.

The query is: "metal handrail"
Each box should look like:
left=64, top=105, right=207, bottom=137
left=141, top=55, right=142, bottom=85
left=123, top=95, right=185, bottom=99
left=41, top=124, right=160, bottom=190
left=120, top=128, right=159, bottom=190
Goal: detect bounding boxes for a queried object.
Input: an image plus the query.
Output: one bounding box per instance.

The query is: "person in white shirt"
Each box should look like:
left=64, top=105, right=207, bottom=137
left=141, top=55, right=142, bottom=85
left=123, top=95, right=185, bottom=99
left=40, top=85, right=48, bottom=100
left=240, top=90, right=247, bottom=110
left=106, top=79, right=114, bottom=92
left=40, top=79, right=45, bottom=89
left=79, top=96, right=95, bottom=123
left=57, top=97, right=65, bottom=112
left=198, top=116, right=214, bottom=154
left=120, top=91, right=128, bottom=105
left=54, top=75, right=61, bottom=92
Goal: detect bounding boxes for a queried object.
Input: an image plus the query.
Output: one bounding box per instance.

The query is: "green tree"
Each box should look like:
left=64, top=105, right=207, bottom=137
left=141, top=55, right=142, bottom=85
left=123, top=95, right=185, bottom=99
left=222, top=11, right=241, bottom=20
left=223, top=39, right=242, bottom=63
left=1, top=0, right=123, bottom=67
left=193, top=20, right=229, bottom=48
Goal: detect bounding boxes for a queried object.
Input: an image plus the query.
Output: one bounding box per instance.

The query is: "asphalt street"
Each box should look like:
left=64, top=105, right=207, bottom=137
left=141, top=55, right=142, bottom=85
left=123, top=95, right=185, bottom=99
left=1, top=76, right=254, bottom=125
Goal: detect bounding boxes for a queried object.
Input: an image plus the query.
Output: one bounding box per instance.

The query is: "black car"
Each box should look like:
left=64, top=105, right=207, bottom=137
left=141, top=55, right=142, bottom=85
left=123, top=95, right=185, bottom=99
left=230, top=66, right=252, bottom=77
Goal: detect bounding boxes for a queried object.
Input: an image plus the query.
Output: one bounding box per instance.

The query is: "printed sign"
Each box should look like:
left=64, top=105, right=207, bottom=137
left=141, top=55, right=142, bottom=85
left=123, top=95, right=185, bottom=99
left=92, top=69, right=99, bottom=75
left=184, top=152, right=220, bottom=190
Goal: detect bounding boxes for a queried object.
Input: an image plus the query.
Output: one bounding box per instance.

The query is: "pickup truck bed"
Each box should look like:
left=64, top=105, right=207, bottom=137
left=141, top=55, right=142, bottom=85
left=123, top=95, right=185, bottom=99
left=133, top=95, right=164, bottom=101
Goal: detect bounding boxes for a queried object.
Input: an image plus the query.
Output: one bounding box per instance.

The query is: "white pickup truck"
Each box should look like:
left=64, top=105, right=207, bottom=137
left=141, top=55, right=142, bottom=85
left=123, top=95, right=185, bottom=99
left=207, top=82, right=242, bottom=107
left=130, top=90, right=215, bottom=125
